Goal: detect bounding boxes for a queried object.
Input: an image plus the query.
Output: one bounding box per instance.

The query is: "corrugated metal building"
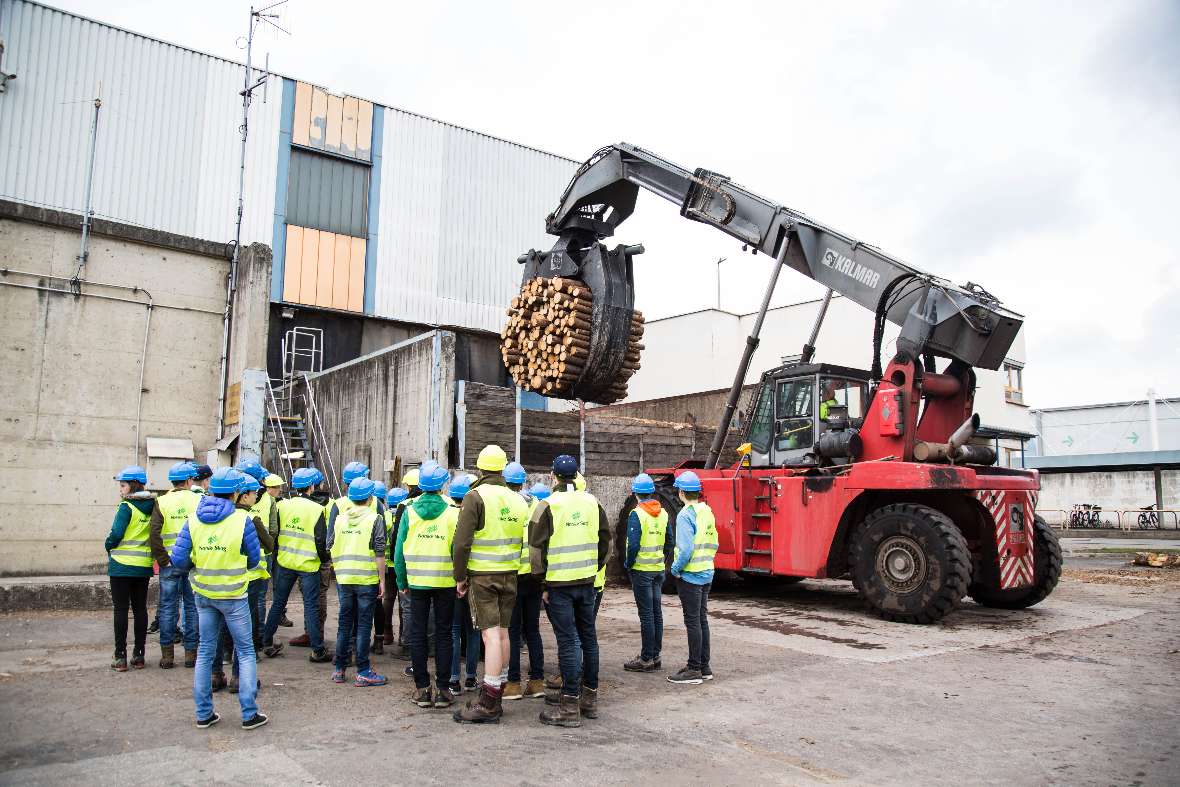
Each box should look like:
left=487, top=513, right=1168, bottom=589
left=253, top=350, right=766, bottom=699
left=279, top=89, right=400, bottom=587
left=0, top=0, right=575, bottom=338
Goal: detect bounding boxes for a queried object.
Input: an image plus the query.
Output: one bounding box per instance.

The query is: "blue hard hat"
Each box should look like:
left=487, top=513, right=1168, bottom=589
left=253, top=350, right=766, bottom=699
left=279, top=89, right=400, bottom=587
left=239, top=474, right=261, bottom=493
left=235, top=460, right=267, bottom=481
left=348, top=477, right=376, bottom=501
left=503, top=461, right=527, bottom=485
left=193, top=464, right=213, bottom=480
left=209, top=467, right=246, bottom=494
left=418, top=460, right=450, bottom=492
left=448, top=475, right=472, bottom=500
left=673, top=471, right=702, bottom=493
left=529, top=483, right=551, bottom=500
left=552, top=455, right=579, bottom=477
left=632, top=473, right=656, bottom=494
left=342, top=461, right=370, bottom=484
left=291, top=467, right=319, bottom=490
left=372, top=481, right=388, bottom=501
left=114, top=465, right=148, bottom=483
left=167, top=462, right=197, bottom=482
left=386, top=487, right=409, bottom=505
left=309, top=468, right=325, bottom=485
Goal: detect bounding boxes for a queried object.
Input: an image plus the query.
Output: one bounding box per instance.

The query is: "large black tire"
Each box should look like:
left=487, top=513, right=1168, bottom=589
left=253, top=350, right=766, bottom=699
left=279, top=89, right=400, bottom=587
left=970, top=515, right=1062, bottom=609
left=849, top=503, right=972, bottom=624
left=613, top=486, right=682, bottom=594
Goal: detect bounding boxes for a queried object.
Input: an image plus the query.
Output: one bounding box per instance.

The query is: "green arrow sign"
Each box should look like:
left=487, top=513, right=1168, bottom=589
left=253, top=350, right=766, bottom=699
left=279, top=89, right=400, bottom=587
left=1128, top=432, right=1139, bottom=445
left=1063, top=436, right=1074, bottom=447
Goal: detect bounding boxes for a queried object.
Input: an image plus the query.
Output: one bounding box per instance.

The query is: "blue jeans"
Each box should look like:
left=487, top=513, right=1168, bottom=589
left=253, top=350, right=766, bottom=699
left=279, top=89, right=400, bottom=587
left=508, top=580, right=544, bottom=682
left=677, top=579, right=711, bottom=672
left=194, top=594, right=258, bottom=721
left=630, top=571, right=664, bottom=661
left=158, top=564, right=197, bottom=650
left=450, top=596, right=479, bottom=682
left=546, top=584, right=599, bottom=695
left=263, top=565, right=323, bottom=650
left=222, top=578, right=267, bottom=675
left=335, top=584, right=378, bottom=673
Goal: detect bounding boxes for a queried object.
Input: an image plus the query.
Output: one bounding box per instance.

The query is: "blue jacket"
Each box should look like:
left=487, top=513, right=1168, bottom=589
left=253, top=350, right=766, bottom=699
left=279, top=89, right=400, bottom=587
left=670, top=503, right=714, bottom=585
left=104, top=494, right=157, bottom=579
left=170, top=496, right=260, bottom=572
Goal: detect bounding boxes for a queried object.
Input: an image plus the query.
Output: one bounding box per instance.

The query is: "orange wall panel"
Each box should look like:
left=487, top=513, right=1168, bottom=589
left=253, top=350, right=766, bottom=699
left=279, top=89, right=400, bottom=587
left=325, top=94, right=344, bottom=154
left=299, top=228, right=320, bottom=304
left=292, top=81, right=312, bottom=147
left=283, top=225, right=304, bottom=302
left=331, top=233, right=352, bottom=310
left=309, top=87, right=328, bottom=149
left=341, top=96, right=359, bottom=158
left=315, top=229, right=335, bottom=309
left=348, top=236, right=366, bottom=312
left=355, top=101, right=373, bottom=162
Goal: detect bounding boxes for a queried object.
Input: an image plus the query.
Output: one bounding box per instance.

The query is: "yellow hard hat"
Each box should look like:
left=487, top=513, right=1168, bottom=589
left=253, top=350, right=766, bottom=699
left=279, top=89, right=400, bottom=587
left=574, top=472, right=586, bottom=491
left=263, top=473, right=285, bottom=487
left=477, top=444, right=508, bottom=472
left=403, top=468, right=420, bottom=487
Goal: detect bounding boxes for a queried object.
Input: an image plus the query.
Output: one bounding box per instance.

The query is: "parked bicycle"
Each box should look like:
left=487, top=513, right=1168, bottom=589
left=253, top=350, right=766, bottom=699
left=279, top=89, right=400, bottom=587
left=1137, top=504, right=1160, bottom=530
left=1069, top=503, right=1104, bottom=528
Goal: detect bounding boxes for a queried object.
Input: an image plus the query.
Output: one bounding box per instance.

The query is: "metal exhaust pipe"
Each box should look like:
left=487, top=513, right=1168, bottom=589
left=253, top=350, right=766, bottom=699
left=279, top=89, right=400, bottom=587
left=948, top=413, right=980, bottom=454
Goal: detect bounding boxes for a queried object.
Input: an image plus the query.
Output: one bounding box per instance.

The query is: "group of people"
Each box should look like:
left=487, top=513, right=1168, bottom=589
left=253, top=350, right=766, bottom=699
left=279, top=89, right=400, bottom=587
left=104, top=444, right=719, bottom=731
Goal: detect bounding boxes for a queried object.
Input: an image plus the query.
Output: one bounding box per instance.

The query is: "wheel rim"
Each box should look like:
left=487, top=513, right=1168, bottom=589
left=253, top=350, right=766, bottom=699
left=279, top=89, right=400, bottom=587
left=875, top=535, right=927, bottom=594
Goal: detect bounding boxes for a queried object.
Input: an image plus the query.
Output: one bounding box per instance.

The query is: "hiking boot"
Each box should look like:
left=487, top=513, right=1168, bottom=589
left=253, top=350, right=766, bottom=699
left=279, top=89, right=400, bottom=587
left=158, top=644, right=175, bottom=670
left=130, top=650, right=145, bottom=670
left=355, top=669, right=387, bottom=687
left=111, top=654, right=128, bottom=672
left=579, top=686, right=599, bottom=719
left=332, top=669, right=346, bottom=684
left=502, top=680, right=523, bottom=700
left=309, top=649, right=332, bottom=664
left=196, top=712, right=220, bottom=729
left=453, top=686, right=501, bottom=724
left=463, top=677, right=477, bottom=692
left=433, top=686, right=455, bottom=708
left=241, top=713, right=269, bottom=730
left=279, top=615, right=294, bottom=627
left=523, top=678, right=546, bottom=698
left=623, top=655, right=657, bottom=672
left=544, top=681, right=564, bottom=706
left=229, top=675, right=240, bottom=694
left=289, top=633, right=311, bottom=647
left=371, top=638, right=384, bottom=655
left=544, top=674, right=562, bottom=690
left=184, top=649, right=197, bottom=668
left=539, top=693, right=581, bottom=728
left=667, top=667, right=703, bottom=685
left=148, top=617, right=160, bottom=635
left=263, top=642, right=285, bottom=658
left=413, top=686, right=433, bottom=708
left=211, top=671, right=227, bottom=692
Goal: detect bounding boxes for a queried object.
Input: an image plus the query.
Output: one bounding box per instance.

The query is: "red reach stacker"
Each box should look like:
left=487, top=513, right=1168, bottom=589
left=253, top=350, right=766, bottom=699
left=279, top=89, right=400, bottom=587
left=514, top=144, right=1060, bottom=623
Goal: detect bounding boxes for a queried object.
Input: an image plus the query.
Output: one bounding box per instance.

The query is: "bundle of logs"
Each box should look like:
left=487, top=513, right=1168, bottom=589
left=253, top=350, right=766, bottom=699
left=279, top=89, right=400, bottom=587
left=500, top=277, right=644, bottom=404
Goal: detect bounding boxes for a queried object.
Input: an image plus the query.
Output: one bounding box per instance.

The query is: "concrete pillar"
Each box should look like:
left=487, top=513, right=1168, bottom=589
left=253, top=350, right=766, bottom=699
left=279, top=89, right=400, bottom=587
left=238, top=368, right=269, bottom=463
left=228, top=243, right=272, bottom=390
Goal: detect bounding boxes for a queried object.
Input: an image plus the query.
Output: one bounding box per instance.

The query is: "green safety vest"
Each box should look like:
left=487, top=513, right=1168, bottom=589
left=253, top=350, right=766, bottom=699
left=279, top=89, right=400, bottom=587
left=110, top=500, right=153, bottom=568
left=467, top=484, right=528, bottom=573
left=519, top=498, right=542, bottom=576
left=276, top=495, right=324, bottom=573
left=630, top=506, right=669, bottom=573
left=676, top=502, right=718, bottom=573
left=403, top=504, right=459, bottom=588
left=246, top=493, right=273, bottom=582
left=330, top=508, right=381, bottom=585
left=189, top=509, right=250, bottom=600
left=544, top=490, right=600, bottom=583
left=156, top=489, right=201, bottom=553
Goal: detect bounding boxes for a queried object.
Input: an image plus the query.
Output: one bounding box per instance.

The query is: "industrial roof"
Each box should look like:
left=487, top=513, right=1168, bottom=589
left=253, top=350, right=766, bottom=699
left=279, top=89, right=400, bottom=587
left=1027, top=450, right=1180, bottom=471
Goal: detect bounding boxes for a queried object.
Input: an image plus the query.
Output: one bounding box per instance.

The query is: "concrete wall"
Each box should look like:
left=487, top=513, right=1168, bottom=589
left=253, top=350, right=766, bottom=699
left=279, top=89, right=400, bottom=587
left=593, top=384, right=759, bottom=428
left=1037, top=470, right=1180, bottom=521
left=0, top=207, right=228, bottom=575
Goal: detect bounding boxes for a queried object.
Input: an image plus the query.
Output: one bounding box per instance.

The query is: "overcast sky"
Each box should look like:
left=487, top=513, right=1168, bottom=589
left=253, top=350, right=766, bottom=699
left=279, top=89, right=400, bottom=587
left=52, top=0, right=1180, bottom=408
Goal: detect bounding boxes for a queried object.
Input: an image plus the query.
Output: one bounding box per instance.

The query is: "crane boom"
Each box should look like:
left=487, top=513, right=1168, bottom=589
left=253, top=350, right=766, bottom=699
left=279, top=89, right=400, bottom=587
left=544, top=143, right=1023, bottom=371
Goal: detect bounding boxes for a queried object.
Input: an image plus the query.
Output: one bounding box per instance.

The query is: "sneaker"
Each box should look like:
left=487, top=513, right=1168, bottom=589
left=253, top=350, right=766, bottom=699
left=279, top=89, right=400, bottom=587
left=433, top=687, right=455, bottom=707
left=111, top=654, right=128, bottom=672
left=309, top=649, right=332, bottom=664
left=449, top=679, right=462, bottom=694
left=148, top=618, right=160, bottom=635
left=623, top=655, right=657, bottom=672
left=289, top=633, right=311, bottom=647
left=279, top=615, right=294, bottom=627
left=196, top=712, right=221, bottom=729
left=502, top=680, right=523, bottom=700
left=241, top=713, right=269, bottom=730
left=702, top=669, right=714, bottom=681
left=403, top=665, right=414, bottom=678
left=523, top=678, right=546, bottom=698
left=355, top=669, right=387, bottom=687
left=263, top=642, right=284, bottom=658
left=464, top=677, right=477, bottom=692
left=413, top=686, right=433, bottom=707
left=667, top=667, right=703, bottom=685
left=130, top=651, right=145, bottom=670
left=332, top=669, right=346, bottom=684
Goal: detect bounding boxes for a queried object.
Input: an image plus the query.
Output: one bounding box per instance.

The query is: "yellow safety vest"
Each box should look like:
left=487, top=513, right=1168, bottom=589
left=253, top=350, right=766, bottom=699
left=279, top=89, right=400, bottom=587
left=383, top=509, right=394, bottom=561
left=630, top=506, right=669, bottom=572
left=276, top=495, right=324, bottom=572
left=155, top=489, right=201, bottom=553
left=189, top=509, right=250, bottom=600
left=403, top=504, right=459, bottom=588
left=330, top=495, right=378, bottom=522
left=544, top=490, right=599, bottom=583
left=245, top=493, right=274, bottom=581
left=676, top=502, right=718, bottom=573
left=111, top=500, right=153, bottom=568
left=330, top=508, right=381, bottom=585
left=595, top=563, right=607, bottom=591
left=467, top=484, right=528, bottom=573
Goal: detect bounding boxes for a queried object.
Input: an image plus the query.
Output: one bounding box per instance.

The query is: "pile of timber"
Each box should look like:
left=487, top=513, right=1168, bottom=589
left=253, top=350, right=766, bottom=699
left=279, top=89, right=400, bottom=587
left=500, top=277, right=644, bottom=404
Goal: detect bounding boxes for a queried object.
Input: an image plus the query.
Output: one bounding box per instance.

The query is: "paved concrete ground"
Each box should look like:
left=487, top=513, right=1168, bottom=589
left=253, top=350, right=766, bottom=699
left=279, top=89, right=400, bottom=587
left=1, top=555, right=1177, bottom=786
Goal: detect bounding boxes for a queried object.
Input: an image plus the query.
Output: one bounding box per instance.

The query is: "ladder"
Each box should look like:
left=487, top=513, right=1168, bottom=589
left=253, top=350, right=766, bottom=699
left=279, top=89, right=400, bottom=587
left=743, top=476, right=775, bottom=573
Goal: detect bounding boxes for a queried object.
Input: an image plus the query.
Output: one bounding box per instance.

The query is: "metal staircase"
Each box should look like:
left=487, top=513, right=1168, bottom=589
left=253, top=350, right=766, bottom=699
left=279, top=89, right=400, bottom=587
left=743, top=476, right=775, bottom=573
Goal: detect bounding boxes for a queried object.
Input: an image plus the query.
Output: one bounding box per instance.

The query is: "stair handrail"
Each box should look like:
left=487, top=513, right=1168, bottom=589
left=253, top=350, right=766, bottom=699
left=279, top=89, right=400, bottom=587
left=263, top=377, right=295, bottom=482
left=302, top=372, right=340, bottom=497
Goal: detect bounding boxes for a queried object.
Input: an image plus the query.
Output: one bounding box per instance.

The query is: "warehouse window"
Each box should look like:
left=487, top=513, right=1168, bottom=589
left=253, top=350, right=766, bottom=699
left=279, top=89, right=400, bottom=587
left=1004, top=361, right=1024, bottom=405
left=287, top=148, right=370, bottom=238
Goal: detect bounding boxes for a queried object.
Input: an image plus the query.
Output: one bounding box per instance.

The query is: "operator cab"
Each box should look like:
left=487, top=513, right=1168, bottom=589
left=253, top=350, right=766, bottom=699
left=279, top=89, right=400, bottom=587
left=745, top=363, right=870, bottom=467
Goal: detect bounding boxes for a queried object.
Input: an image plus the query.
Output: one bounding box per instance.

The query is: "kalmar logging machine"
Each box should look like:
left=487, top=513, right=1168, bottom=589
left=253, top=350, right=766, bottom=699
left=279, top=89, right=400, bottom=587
left=509, top=144, right=1059, bottom=623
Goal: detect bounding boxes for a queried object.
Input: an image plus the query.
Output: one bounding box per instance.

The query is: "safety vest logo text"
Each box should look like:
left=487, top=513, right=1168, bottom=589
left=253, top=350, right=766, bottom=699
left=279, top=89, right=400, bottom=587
left=822, top=248, right=880, bottom=290
left=199, top=536, right=227, bottom=553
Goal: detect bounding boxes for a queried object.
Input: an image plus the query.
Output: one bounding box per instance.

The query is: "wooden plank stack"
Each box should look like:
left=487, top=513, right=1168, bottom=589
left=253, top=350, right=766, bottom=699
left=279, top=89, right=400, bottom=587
left=500, top=277, right=645, bottom=404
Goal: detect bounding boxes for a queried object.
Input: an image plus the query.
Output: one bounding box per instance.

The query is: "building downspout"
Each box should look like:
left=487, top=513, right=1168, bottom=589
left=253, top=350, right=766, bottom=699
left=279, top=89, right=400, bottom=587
left=135, top=299, right=154, bottom=464
left=216, top=269, right=234, bottom=441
